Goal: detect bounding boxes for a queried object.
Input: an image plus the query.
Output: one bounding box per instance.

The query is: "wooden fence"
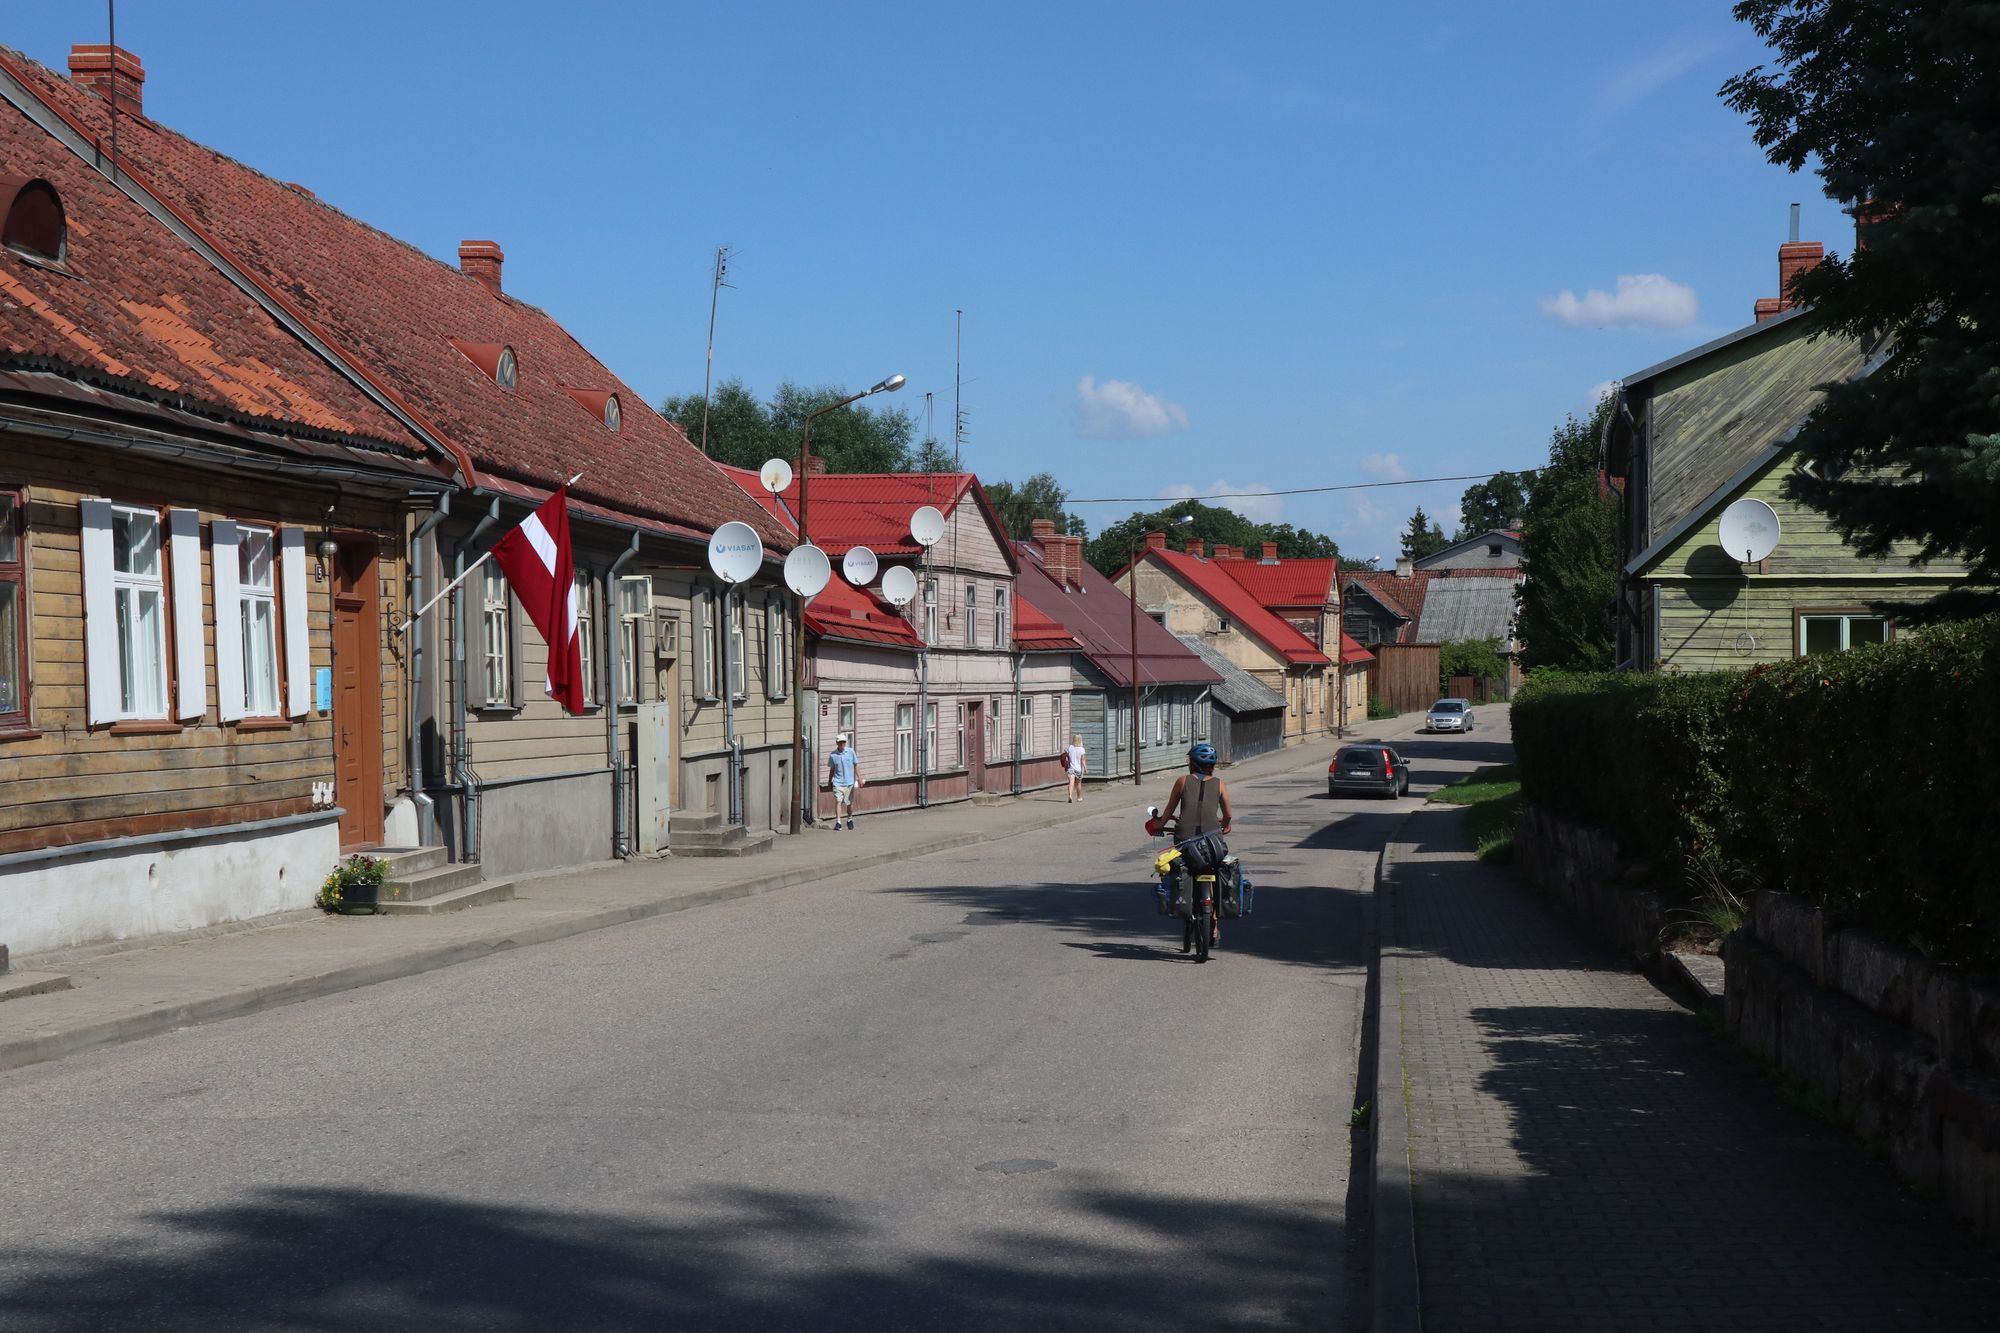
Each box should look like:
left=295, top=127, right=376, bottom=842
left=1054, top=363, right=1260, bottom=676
left=1366, top=643, right=1441, bottom=714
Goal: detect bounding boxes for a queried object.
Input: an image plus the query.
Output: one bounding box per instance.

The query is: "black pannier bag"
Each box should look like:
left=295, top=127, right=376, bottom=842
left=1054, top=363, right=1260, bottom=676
left=1177, top=830, right=1228, bottom=876
left=1217, top=857, right=1244, bottom=919
left=1166, top=865, right=1195, bottom=917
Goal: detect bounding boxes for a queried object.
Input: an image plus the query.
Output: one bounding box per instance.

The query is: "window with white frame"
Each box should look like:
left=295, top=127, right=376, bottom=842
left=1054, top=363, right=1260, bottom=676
left=995, top=588, right=1009, bottom=649
left=1798, top=612, right=1890, bottom=657
left=1018, top=693, right=1032, bottom=753
left=729, top=595, right=747, bottom=698
left=925, top=702, right=938, bottom=772
left=698, top=588, right=719, bottom=699
left=236, top=526, right=280, bottom=716
left=965, top=582, right=978, bottom=646
left=988, top=695, right=1003, bottom=760
left=481, top=562, right=513, bottom=706
left=1152, top=698, right=1166, bottom=745
left=1052, top=695, right=1063, bottom=752
left=955, top=702, right=967, bottom=767
left=839, top=700, right=856, bottom=762
left=113, top=505, right=168, bottom=719
left=1196, top=698, right=1211, bottom=740
left=0, top=489, right=25, bottom=726
left=923, top=578, right=937, bottom=647
left=618, top=576, right=649, bottom=703
left=895, top=702, right=915, bottom=774
left=574, top=574, right=596, bottom=706
left=766, top=594, right=787, bottom=698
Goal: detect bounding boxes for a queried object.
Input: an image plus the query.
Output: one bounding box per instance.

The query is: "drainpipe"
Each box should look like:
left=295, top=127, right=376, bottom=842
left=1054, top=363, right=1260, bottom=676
left=916, top=642, right=930, bottom=808
left=453, top=496, right=502, bottom=862
left=605, top=532, right=640, bottom=856
left=721, top=585, right=742, bottom=825
left=1011, top=647, right=1023, bottom=795
left=407, top=492, right=450, bottom=846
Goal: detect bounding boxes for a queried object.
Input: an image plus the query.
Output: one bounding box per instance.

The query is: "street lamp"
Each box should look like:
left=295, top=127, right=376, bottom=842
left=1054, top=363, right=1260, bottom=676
left=1129, top=513, right=1194, bottom=787
left=789, top=374, right=906, bottom=835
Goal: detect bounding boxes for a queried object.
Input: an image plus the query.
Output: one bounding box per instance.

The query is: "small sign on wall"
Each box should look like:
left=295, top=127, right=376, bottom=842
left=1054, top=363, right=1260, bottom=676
left=315, top=667, right=333, bottom=714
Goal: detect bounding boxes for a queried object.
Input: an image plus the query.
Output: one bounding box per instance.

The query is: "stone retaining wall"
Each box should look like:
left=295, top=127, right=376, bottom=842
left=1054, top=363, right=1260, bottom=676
left=1513, top=804, right=1669, bottom=968
left=1728, top=891, right=2000, bottom=1245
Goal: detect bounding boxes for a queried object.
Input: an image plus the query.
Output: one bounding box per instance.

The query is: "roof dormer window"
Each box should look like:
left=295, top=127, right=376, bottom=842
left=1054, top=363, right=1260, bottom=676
left=1, top=177, right=66, bottom=264
left=496, top=346, right=518, bottom=391
left=603, top=393, right=620, bottom=433
left=449, top=340, right=517, bottom=391
left=560, top=386, right=621, bottom=431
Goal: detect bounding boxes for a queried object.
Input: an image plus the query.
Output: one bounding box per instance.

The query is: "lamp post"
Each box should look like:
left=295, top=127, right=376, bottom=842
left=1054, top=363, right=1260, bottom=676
left=789, top=374, right=906, bottom=835
left=1128, top=513, right=1193, bottom=787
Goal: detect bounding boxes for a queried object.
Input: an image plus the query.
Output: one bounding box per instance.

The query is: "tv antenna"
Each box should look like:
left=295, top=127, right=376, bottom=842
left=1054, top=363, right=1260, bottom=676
left=953, top=309, right=966, bottom=469
left=698, top=244, right=734, bottom=455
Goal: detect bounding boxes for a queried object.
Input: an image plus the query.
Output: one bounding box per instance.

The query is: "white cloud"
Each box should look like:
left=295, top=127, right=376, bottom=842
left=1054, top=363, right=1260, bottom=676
left=1076, top=376, right=1191, bottom=439
left=1593, top=39, right=1726, bottom=119
left=1358, top=452, right=1409, bottom=483
left=1159, top=479, right=1282, bottom=524
left=1538, top=274, right=1698, bottom=331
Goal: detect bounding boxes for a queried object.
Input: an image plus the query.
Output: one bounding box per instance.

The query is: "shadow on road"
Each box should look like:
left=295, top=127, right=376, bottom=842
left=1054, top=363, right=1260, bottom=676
left=0, top=1181, right=1349, bottom=1332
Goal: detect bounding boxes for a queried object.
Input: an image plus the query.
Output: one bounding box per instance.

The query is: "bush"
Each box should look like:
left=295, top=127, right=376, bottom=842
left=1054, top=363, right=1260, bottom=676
left=1511, top=618, right=2000, bottom=969
left=1367, top=696, right=1399, bottom=720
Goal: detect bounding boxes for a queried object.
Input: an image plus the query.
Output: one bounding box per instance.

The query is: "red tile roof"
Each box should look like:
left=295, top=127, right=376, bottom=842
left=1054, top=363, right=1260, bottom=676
left=763, top=472, right=982, bottom=558
left=0, top=83, right=425, bottom=459
left=1, top=48, right=788, bottom=548
left=804, top=574, right=922, bottom=650
left=1141, top=548, right=1330, bottom=665
left=1012, top=542, right=1219, bottom=689
left=1345, top=570, right=1435, bottom=642
left=1210, top=556, right=1339, bottom=609
left=1013, top=591, right=1080, bottom=652
left=1340, top=633, right=1375, bottom=665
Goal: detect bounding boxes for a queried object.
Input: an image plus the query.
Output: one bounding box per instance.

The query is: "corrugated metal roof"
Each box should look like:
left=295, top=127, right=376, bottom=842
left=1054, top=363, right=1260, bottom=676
left=1172, top=633, right=1284, bottom=715
left=1413, top=577, right=1518, bottom=644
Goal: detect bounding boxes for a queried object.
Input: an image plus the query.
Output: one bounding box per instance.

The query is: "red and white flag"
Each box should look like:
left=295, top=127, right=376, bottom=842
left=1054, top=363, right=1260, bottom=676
left=489, top=485, right=586, bottom=714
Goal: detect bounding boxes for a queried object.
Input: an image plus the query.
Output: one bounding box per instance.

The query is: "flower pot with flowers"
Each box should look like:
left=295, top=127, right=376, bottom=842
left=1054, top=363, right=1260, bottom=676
left=317, top=854, right=392, bottom=915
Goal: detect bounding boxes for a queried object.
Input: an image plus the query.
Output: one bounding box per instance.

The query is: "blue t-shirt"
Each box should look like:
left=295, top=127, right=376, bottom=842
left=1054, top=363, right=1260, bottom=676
left=828, top=748, right=858, bottom=786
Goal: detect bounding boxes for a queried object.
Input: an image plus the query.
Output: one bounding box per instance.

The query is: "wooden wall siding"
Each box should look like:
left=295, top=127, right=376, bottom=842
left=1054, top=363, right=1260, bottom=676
left=1366, top=644, right=1442, bottom=715
left=936, top=498, right=1016, bottom=579
left=1652, top=579, right=1943, bottom=671
left=1645, top=319, right=1865, bottom=548
left=1, top=449, right=406, bottom=850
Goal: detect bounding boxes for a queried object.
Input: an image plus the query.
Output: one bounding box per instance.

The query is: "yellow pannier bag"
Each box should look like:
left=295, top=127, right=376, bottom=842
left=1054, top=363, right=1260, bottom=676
left=1154, top=848, right=1182, bottom=877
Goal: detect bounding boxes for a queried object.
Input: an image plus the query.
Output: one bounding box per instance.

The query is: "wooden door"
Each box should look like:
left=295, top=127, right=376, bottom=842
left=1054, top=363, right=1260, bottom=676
left=967, top=702, right=986, bottom=792
left=332, top=538, right=383, bottom=849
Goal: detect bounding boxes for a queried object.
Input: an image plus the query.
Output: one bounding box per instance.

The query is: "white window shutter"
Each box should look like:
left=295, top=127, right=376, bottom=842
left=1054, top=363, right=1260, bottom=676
left=279, top=527, right=310, bottom=717
left=79, top=499, right=120, bottom=726
left=211, top=521, right=245, bottom=721
left=168, top=509, right=206, bottom=720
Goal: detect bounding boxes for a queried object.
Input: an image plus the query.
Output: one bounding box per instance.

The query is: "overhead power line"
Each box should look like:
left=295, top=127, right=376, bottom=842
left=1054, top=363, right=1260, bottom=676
left=1063, top=469, right=1543, bottom=506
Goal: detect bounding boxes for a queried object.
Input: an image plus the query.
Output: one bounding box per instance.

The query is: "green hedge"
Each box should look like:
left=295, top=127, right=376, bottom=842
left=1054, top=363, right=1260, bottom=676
left=1512, top=617, right=2000, bottom=970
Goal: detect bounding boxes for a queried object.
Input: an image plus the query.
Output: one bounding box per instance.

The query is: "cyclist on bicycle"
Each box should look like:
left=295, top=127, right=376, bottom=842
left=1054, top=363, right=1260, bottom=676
left=1159, top=742, right=1232, bottom=953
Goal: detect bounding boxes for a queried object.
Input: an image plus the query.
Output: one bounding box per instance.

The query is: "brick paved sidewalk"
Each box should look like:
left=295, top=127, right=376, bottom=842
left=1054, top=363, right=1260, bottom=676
left=1379, top=803, right=2000, bottom=1332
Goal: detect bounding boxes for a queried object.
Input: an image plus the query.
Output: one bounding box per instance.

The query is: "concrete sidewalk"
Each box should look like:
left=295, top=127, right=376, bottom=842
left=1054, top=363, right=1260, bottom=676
left=1372, top=801, right=2000, bottom=1332
left=0, top=732, right=1362, bottom=1076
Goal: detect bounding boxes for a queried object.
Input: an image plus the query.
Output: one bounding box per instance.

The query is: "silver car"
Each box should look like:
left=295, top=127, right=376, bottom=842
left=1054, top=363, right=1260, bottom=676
left=1424, top=698, right=1472, bottom=733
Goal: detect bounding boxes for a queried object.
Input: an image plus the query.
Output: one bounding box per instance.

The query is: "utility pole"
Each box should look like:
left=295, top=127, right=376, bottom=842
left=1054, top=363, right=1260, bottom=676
left=699, top=245, right=731, bottom=455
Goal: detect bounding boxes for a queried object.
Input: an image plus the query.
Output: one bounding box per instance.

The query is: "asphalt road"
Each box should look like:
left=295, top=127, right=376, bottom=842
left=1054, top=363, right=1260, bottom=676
left=0, top=723, right=1507, bottom=1332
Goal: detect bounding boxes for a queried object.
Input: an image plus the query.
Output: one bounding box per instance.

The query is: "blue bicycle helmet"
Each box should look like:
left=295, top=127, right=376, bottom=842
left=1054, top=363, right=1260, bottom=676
left=1188, top=742, right=1218, bottom=765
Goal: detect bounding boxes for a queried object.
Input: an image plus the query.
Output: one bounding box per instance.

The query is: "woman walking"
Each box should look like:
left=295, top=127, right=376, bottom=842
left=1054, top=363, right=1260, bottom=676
left=1063, top=734, right=1086, bottom=802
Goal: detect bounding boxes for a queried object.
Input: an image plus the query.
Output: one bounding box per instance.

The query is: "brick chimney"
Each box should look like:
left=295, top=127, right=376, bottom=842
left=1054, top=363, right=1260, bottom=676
left=69, top=46, right=145, bottom=117
left=1068, top=536, right=1088, bottom=589
left=1185, top=539, right=1205, bottom=558
left=1260, top=541, right=1279, bottom=564
left=459, top=240, right=505, bottom=296
left=1754, top=205, right=1823, bottom=322
left=804, top=453, right=828, bottom=475
left=1217, top=544, right=1238, bottom=560
left=1030, top=518, right=1057, bottom=542
left=1146, top=531, right=1167, bottom=551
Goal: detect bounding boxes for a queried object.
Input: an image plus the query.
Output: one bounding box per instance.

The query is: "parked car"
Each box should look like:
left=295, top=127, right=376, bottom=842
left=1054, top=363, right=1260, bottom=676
left=1329, top=744, right=1410, bottom=799
left=1424, top=698, right=1472, bottom=733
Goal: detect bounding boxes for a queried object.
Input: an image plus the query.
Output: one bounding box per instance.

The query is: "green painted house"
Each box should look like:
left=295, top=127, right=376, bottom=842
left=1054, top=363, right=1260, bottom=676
left=1604, top=307, right=1962, bottom=671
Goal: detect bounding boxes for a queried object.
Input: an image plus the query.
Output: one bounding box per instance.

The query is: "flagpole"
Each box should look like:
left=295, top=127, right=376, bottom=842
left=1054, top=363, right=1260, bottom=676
left=398, top=473, right=583, bottom=632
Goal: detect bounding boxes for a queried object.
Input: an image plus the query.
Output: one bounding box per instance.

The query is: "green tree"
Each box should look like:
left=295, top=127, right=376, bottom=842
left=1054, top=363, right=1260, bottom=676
left=1083, top=500, right=1342, bottom=574
left=1439, top=637, right=1507, bottom=685
left=913, top=435, right=957, bottom=472
left=1455, top=471, right=1527, bottom=538
left=1254, top=523, right=1343, bottom=560
left=1517, top=400, right=1618, bottom=671
left=1399, top=507, right=1448, bottom=561
left=1722, top=0, right=2000, bottom=617
left=984, top=472, right=1085, bottom=539
left=660, top=379, right=918, bottom=474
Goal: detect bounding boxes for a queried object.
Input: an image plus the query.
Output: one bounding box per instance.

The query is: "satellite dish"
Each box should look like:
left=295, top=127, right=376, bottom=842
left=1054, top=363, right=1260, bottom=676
left=707, top=521, right=764, bottom=584
left=1718, top=498, right=1781, bottom=564
left=843, top=546, right=879, bottom=586
left=784, top=544, right=832, bottom=599
left=758, top=458, right=794, bottom=494
left=910, top=506, right=946, bottom=548
left=880, top=565, right=918, bottom=606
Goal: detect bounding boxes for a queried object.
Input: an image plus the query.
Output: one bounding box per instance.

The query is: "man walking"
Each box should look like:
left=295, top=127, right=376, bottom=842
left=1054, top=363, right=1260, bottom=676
left=826, top=733, right=861, bottom=831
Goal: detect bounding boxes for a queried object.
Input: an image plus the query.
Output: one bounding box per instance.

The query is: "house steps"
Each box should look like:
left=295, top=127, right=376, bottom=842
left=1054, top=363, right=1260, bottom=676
left=667, top=812, right=775, bottom=858
left=362, top=846, right=517, bottom=915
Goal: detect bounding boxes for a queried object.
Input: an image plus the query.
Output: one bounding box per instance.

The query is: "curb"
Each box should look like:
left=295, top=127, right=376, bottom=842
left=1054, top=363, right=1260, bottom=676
left=0, top=789, right=1127, bottom=1075
left=1371, top=833, right=1423, bottom=1333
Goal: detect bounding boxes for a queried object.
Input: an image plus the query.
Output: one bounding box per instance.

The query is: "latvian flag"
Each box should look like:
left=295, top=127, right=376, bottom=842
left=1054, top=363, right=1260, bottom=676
left=490, top=485, right=587, bottom=714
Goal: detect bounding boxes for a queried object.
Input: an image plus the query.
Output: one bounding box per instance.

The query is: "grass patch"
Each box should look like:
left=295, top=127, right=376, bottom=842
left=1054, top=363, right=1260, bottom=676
left=1429, top=763, right=1521, bottom=864
left=1366, top=697, right=1400, bottom=720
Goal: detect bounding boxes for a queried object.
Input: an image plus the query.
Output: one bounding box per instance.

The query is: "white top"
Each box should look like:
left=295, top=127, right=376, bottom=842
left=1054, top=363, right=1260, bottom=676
left=1064, top=745, right=1086, bottom=772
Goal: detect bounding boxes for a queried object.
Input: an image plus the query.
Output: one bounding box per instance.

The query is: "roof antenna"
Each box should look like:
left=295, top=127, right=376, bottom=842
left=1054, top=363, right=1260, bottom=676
left=952, top=308, right=965, bottom=470
left=1788, top=202, right=1800, bottom=243
left=698, top=244, right=734, bottom=455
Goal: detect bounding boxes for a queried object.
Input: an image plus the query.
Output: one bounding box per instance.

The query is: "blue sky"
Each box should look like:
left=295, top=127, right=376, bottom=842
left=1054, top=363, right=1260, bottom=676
left=10, top=3, right=1839, bottom=558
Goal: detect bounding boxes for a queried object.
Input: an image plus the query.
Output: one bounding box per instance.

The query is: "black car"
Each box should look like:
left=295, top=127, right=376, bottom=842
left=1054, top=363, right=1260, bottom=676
left=1329, top=744, right=1410, bottom=799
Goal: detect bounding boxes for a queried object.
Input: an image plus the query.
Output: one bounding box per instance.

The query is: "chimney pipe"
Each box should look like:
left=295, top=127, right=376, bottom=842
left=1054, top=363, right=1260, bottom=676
left=804, top=453, right=828, bottom=475
left=1030, top=518, right=1057, bottom=541
left=1754, top=208, right=1824, bottom=322
left=1394, top=556, right=1413, bottom=579
left=68, top=45, right=145, bottom=118
left=1185, top=539, right=1205, bottom=558
left=1261, top=541, right=1279, bottom=564
left=458, top=240, right=505, bottom=296
left=1146, top=531, right=1167, bottom=550
left=1789, top=202, right=1801, bottom=243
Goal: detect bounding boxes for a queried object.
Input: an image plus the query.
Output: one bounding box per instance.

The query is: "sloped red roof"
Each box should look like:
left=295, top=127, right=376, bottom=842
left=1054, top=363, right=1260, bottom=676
left=0, top=87, right=425, bottom=458
left=1141, top=548, right=1330, bottom=665
left=1211, top=556, right=1339, bottom=608
left=804, top=573, right=921, bottom=649
left=1345, top=570, right=1435, bottom=642
left=1012, top=542, right=1220, bottom=689
left=1340, top=633, right=1375, bottom=665
left=1, top=48, right=788, bottom=549
left=761, top=472, right=979, bottom=557
left=1013, top=590, right=1080, bottom=652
